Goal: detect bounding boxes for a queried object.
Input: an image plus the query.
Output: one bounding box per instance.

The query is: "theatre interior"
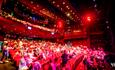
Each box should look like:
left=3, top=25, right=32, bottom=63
left=0, top=0, right=114, bottom=70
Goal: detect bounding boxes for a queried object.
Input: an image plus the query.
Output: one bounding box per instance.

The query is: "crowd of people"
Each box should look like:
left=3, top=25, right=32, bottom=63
left=0, top=38, right=111, bottom=70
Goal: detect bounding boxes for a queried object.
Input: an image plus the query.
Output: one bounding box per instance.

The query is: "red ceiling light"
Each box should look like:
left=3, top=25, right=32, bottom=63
left=87, top=16, right=91, bottom=22
left=84, top=14, right=93, bottom=23
left=56, top=19, right=64, bottom=29
left=82, top=11, right=96, bottom=25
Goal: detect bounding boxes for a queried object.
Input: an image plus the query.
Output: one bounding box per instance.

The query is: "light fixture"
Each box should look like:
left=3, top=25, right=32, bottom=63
left=52, top=1, right=55, bottom=4
left=28, top=26, right=32, bottom=30
left=51, top=32, right=55, bottom=35
left=94, top=4, right=97, bottom=8
left=57, top=5, right=59, bottom=7
left=106, top=21, right=109, bottom=24
left=70, top=10, right=72, bottom=12
left=67, top=13, right=70, bottom=17
left=93, top=0, right=96, bottom=2
left=63, top=2, right=65, bottom=4
left=61, top=8, right=63, bottom=10
left=37, top=5, right=39, bottom=7
left=31, top=1, right=33, bottom=4
left=66, top=6, right=69, bottom=8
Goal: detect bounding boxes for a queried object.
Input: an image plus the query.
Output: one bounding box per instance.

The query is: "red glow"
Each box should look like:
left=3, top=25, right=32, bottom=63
left=56, top=19, right=63, bottom=28
left=84, top=14, right=93, bottom=23
left=87, top=16, right=91, bottom=22
left=82, top=11, right=96, bottom=25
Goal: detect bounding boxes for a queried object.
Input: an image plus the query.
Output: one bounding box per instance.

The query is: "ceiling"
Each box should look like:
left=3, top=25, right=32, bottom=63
left=0, top=0, right=113, bottom=39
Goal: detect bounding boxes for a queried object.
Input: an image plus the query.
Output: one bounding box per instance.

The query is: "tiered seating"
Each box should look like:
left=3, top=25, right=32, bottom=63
left=2, top=38, right=107, bottom=70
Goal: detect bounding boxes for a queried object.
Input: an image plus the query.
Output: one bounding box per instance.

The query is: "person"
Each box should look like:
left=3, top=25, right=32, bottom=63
left=2, top=45, right=9, bottom=62
left=83, top=57, right=91, bottom=70
left=49, top=59, right=56, bottom=70
left=32, top=61, right=41, bottom=70
left=61, top=50, right=68, bottom=67
left=19, top=55, right=28, bottom=70
left=0, top=50, right=3, bottom=63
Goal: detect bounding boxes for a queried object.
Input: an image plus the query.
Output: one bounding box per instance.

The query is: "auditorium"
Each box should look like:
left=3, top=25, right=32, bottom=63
left=0, top=0, right=114, bottom=70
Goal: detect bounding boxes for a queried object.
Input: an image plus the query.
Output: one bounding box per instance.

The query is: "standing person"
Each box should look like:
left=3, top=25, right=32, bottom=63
left=0, top=41, right=3, bottom=52
left=83, top=57, right=90, bottom=70
left=19, top=55, right=28, bottom=70
left=2, top=45, right=9, bottom=62
left=0, top=50, right=3, bottom=63
left=32, top=60, right=41, bottom=70
left=0, top=41, right=3, bottom=63
left=49, top=59, right=57, bottom=70
left=61, top=50, right=68, bottom=67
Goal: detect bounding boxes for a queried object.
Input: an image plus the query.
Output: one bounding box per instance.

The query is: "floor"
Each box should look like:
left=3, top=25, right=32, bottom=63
left=0, top=61, right=16, bottom=70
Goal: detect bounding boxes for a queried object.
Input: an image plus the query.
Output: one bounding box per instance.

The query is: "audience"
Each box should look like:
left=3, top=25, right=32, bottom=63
left=1, top=38, right=110, bottom=70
